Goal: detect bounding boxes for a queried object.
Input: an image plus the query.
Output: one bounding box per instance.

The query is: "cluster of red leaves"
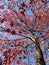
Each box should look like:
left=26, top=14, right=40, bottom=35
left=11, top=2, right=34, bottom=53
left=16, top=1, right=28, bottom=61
left=0, top=0, right=49, bottom=65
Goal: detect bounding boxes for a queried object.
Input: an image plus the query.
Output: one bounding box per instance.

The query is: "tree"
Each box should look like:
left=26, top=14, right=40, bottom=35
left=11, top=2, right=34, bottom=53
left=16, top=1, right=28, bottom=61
left=0, top=0, right=49, bottom=65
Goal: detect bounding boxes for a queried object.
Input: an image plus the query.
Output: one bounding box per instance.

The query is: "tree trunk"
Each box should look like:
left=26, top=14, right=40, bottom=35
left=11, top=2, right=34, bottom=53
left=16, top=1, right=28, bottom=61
left=0, top=60, right=2, bottom=65
left=35, top=40, right=46, bottom=65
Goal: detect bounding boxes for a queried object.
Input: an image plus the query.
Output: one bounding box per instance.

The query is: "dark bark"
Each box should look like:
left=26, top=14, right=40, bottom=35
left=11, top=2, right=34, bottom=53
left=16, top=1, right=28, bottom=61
left=0, top=60, right=2, bottom=65
left=35, top=40, right=46, bottom=65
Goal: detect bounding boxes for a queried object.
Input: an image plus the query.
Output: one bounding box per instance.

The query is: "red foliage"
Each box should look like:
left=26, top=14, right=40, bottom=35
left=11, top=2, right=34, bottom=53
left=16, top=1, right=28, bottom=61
left=0, top=0, right=49, bottom=65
